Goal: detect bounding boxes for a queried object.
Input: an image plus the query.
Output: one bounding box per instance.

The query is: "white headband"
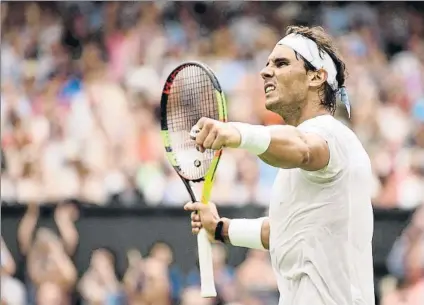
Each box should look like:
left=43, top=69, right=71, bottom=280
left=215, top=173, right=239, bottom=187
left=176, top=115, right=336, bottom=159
left=277, top=33, right=338, bottom=90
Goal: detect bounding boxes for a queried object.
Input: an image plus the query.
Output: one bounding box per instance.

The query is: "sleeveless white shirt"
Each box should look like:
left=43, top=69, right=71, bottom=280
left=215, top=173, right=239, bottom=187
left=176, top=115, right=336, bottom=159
left=268, top=115, right=375, bottom=305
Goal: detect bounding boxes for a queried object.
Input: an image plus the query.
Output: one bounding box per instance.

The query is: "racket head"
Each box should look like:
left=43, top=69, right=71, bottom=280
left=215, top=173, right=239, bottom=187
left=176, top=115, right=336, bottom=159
left=160, top=61, right=228, bottom=188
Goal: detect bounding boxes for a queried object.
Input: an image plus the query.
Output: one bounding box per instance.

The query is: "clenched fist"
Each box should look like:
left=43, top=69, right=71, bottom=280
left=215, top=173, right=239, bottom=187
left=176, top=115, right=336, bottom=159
left=190, top=118, right=241, bottom=153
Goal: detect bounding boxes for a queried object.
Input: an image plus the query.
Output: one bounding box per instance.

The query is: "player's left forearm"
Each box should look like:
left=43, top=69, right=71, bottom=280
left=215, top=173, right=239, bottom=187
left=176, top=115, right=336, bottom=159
left=220, top=217, right=270, bottom=250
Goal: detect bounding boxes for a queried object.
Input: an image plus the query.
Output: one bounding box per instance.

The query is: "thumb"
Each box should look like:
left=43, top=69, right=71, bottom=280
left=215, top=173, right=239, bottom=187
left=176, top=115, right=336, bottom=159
left=184, top=201, right=203, bottom=212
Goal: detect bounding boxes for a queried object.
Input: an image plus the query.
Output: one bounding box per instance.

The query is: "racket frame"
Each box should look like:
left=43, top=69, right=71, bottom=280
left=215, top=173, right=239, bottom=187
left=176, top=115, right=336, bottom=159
left=160, top=61, right=228, bottom=298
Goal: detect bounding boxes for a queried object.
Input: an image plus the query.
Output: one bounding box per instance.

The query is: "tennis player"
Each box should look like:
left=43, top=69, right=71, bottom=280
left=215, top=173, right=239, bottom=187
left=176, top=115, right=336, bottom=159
left=185, top=25, right=375, bottom=305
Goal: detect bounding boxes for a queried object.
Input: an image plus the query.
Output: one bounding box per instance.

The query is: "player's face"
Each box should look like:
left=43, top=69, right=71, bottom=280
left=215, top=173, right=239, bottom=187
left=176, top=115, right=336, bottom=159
left=260, top=45, right=310, bottom=114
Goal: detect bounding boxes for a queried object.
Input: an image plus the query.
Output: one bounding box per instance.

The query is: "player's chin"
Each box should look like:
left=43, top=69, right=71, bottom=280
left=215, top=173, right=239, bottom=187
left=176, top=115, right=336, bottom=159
left=265, top=96, right=281, bottom=112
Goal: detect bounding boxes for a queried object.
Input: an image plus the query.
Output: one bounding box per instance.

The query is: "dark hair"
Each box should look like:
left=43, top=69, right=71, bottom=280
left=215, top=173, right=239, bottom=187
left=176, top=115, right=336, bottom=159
left=286, top=26, right=347, bottom=115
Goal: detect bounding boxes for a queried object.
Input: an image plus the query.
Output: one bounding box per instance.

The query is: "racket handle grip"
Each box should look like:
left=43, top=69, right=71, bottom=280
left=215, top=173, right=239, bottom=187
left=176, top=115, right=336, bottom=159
left=197, top=228, right=217, bottom=298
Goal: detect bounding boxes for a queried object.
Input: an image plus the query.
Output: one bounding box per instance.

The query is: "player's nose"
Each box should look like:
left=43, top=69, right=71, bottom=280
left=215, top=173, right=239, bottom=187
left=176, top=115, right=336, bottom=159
left=260, top=66, right=274, bottom=80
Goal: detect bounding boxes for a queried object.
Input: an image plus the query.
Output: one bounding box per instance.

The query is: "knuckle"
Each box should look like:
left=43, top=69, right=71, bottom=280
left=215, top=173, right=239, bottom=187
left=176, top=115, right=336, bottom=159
left=214, top=135, right=223, bottom=145
left=197, top=117, right=206, bottom=126
left=212, top=127, right=220, bottom=136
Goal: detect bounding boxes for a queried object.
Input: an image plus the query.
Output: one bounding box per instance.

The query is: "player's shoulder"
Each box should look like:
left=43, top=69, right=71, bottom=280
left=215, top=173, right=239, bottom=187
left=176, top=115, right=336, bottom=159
left=298, top=114, right=355, bottom=140
left=299, top=115, right=368, bottom=158
left=298, top=114, right=347, bottom=129
left=298, top=115, right=371, bottom=182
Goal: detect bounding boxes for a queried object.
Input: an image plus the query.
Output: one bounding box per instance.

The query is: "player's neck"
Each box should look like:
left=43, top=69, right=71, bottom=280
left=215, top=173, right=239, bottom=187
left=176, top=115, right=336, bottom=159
left=284, top=96, right=330, bottom=126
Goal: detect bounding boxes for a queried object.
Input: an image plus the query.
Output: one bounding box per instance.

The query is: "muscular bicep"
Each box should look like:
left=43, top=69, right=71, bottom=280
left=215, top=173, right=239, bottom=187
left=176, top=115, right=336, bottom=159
left=261, top=218, right=270, bottom=250
left=300, top=128, right=345, bottom=182
left=300, top=133, right=330, bottom=172
left=296, top=118, right=346, bottom=182
left=258, top=125, right=330, bottom=171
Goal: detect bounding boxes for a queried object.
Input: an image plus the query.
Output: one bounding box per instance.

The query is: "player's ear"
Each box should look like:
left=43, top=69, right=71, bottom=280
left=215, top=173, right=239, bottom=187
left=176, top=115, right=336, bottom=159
left=308, top=69, right=327, bottom=88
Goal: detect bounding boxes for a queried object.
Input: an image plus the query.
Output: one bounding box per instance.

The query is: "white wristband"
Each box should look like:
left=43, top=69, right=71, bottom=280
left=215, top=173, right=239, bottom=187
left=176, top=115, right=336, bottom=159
left=228, top=217, right=266, bottom=250
left=229, top=122, right=271, bottom=155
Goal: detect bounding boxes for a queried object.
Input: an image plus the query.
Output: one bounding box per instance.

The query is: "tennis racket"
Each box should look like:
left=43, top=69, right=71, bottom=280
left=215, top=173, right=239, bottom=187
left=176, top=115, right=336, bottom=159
left=160, top=61, right=228, bottom=298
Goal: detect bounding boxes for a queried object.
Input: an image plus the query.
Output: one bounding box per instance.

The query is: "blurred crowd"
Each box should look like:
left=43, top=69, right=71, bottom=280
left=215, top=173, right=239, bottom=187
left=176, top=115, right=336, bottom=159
left=1, top=1, right=424, bottom=209
left=1, top=202, right=280, bottom=305
left=1, top=1, right=423, bottom=305
left=1, top=204, right=423, bottom=305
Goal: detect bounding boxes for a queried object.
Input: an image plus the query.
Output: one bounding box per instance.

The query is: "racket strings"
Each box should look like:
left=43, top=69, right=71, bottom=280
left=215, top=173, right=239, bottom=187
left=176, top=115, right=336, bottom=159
left=166, top=65, right=219, bottom=180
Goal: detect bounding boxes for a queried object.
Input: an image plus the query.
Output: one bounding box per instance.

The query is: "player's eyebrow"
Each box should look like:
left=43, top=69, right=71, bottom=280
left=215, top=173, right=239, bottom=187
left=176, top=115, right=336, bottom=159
left=266, top=57, right=291, bottom=67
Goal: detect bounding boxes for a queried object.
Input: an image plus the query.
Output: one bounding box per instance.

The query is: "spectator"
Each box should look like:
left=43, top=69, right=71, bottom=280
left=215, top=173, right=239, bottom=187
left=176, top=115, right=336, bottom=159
left=1, top=237, right=26, bottom=305
left=78, top=247, right=125, bottom=305
left=180, top=287, right=214, bottom=305
left=235, top=250, right=279, bottom=305
left=0, top=146, right=16, bottom=203
left=148, top=241, right=184, bottom=305
left=232, top=154, right=271, bottom=207
left=37, top=281, right=68, bottom=305
left=137, top=257, right=170, bottom=305
left=122, top=248, right=173, bottom=305
left=17, top=203, right=79, bottom=305
left=123, top=249, right=145, bottom=305
left=383, top=204, right=424, bottom=305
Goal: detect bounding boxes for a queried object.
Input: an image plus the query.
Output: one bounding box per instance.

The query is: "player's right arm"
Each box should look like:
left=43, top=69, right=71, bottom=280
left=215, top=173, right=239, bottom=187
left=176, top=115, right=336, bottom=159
left=184, top=201, right=270, bottom=250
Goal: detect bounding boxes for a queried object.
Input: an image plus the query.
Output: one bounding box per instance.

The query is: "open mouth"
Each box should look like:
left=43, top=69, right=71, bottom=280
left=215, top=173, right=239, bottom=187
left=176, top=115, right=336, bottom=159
left=264, top=84, right=276, bottom=94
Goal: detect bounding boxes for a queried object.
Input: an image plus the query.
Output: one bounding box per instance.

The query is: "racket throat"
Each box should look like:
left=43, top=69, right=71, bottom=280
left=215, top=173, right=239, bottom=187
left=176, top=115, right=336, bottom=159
left=182, top=179, right=198, bottom=203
